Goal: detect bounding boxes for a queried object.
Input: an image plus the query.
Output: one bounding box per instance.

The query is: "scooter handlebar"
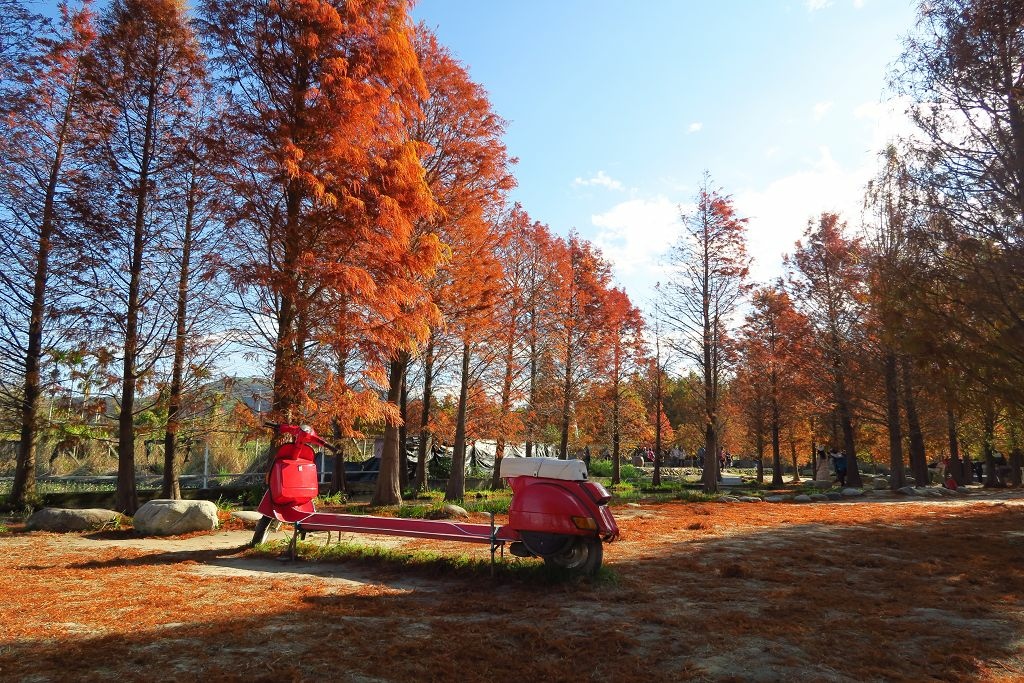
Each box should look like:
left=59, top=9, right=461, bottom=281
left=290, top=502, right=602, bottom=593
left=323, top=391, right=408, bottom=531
left=265, top=422, right=330, bottom=449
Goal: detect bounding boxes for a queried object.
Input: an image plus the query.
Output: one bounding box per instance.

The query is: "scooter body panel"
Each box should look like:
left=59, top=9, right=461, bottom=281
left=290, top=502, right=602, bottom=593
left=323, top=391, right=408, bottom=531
left=508, top=476, right=619, bottom=540
left=269, top=457, right=319, bottom=506
left=258, top=490, right=315, bottom=522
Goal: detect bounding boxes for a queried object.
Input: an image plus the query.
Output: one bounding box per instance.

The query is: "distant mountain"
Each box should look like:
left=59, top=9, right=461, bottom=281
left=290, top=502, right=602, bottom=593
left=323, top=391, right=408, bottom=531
left=198, top=376, right=272, bottom=413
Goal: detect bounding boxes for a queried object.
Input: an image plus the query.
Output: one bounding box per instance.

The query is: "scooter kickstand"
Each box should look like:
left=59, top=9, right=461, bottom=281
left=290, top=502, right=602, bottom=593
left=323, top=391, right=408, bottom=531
left=489, top=512, right=505, bottom=576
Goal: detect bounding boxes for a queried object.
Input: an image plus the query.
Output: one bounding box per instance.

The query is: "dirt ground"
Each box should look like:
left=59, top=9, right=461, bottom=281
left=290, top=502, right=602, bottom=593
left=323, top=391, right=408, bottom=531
left=2, top=490, right=1023, bottom=682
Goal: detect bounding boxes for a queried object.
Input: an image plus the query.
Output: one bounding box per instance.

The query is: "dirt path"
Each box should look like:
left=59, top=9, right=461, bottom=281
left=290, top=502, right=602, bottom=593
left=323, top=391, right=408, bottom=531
left=2, top=493, right=1023, bottom=682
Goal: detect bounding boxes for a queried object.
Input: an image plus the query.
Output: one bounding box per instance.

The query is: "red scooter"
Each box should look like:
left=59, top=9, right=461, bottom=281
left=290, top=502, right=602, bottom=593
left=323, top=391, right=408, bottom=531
left=251, top=423, right=619, bottom=575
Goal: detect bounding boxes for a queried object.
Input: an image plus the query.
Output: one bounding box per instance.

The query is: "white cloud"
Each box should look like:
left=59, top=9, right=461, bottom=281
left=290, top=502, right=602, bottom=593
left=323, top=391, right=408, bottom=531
left=572, top=170, right=624, bottom=191
left=853, top=0, right=865, bottom=8
left=590, top=197, right=685, bottom=293
left=805, top=0, right=833, bottom=10
left=853, top=96, right=920, bottom=149
left=734, top=146, right=870, bottom=285
left=687, top=122, right=703, bottom=133
left=812, top=100, right=834, bottom=121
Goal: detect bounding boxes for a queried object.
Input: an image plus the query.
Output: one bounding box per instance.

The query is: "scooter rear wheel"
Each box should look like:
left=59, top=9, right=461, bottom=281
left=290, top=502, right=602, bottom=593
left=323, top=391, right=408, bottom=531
left=542, top=536, right=603, bottom=576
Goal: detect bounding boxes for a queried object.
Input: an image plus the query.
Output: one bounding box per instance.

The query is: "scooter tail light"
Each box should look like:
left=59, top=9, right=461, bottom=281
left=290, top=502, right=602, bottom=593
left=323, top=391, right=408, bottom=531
left=571, top=516, right=598, bottom=531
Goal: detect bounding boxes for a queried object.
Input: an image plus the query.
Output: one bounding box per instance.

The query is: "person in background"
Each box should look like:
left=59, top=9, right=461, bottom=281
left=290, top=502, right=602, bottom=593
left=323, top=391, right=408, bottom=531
left=815, top=446, right=830, bottom=481
left=830, top=447, right=848, bottom=487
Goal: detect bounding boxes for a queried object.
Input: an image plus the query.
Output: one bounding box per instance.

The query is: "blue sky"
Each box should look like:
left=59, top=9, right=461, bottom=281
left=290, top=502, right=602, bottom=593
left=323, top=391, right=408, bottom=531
left=412, top=0, right=920, bottom=305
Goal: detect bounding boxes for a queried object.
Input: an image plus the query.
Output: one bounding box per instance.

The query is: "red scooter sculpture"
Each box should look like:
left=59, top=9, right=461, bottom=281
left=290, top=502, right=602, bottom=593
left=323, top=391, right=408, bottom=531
left=251, top=423, right=619, bottom=575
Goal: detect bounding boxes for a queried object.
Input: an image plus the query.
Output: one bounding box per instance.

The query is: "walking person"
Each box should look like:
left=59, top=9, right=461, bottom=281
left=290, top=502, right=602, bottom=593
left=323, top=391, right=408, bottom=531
left=830, top=447, right=848, bottom=487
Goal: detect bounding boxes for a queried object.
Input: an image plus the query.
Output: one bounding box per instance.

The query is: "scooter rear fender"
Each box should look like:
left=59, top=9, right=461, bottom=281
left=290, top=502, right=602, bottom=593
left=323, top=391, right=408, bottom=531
left=508, top=478, right=618, bottom=539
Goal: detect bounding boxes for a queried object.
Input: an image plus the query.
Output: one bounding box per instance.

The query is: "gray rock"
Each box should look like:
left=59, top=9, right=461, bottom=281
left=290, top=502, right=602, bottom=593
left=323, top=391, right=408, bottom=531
left=825, top=492, right=843, bottom=501
left=718, top=495, right=741, bottom=502
left=765, top=495, right=791, bottom=503
left=133, top=499, right=219, bottom=536
left=793, top=494, right=812, bottom=503
left=873, top=480, right=890, bottom=490
left=898, top=486, right=918, bottom=496
left=231, top=511, right=265, bottom=529
left=441, top=503, right=469, bottom=518
left=841, top=488, right=864, bottom=497
left=26, top=508, right=122, bottom=532
left=809, top=494, right=829, bottom=502
left=738, top=496, right=763, bottom=503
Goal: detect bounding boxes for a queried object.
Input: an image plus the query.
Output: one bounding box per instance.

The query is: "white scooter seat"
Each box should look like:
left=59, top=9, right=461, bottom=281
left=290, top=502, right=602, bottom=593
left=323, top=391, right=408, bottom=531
left=500, top=457, right=588, bottom=481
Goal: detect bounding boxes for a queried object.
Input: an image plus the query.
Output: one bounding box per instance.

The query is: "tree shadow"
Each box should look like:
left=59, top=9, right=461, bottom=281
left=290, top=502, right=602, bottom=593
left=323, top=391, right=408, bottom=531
left=1, top=503, right=1021, bottom=682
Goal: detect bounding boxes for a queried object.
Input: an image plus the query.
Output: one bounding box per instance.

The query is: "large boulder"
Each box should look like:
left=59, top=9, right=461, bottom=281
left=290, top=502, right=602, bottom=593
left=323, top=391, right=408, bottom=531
left=26, top=508, right=122, bottom=532
left=133, top=499, right=218, bottom=536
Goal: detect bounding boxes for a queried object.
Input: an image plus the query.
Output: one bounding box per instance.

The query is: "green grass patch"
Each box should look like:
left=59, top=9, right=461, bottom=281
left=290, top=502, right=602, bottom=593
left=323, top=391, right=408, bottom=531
left=673, top=489, right=719, bottom=503
left=214, top=495, right=239, bottom=513
left=587, top=460, right=644, bottom=482
left=0, top=480, right=116, bottom=496
left=317, top=491, right=348, bottom=507
left=249, top=538, right=616, bottom=584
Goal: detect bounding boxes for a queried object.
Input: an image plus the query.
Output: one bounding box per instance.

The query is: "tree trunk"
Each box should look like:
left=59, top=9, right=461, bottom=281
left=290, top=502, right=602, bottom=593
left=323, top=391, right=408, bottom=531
left=161, top=174, right=198, bottom=500
left=445, top=339, right=471, bottom=502
left=901, top=359, right=928, bottom=487
left=11, top=66, right=81, bottom=509
left=703, top=423, right=718, bottom=493
left=754, top=423, right=765, bottom=483
left=525, top=306, right=537, bottom=459
left=612, top=381, right=621, bottom=486
left=982, top=402, right=998, bottom=487
left=770, top=396, right=783, bottom=487
left=372, top=355, right=407, bottom=506
left=117, top=78, right=161, bottom=514
left=653, top=395, right=663, bottom=487
left=414, top=336, right=434, bottom=492
left=835, top=372, right=861, bottom=488
left=883, top=351, right=906, bottom=491
left=490, top=331, right=517, bottom=490
left=947, top=403, right=965, bottom=485
left=1010, top=449, right=1023, bottom=488
left=329, top=419, right=348, bottom=496
left=558, top=346, right=573, bottom=461
left=398, top=365, right=409, bottom=493
left=790, top=438, right=800, bottom=483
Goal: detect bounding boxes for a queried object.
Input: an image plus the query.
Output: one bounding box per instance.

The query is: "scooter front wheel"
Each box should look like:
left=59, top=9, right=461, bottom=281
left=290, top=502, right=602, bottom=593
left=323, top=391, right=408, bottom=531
left=542, top=536, right=603, bottom=576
